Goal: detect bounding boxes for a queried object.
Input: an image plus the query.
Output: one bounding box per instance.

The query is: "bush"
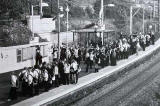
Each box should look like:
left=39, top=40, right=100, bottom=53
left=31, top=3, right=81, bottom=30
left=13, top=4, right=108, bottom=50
left=0, top=22, right=32, bottom=47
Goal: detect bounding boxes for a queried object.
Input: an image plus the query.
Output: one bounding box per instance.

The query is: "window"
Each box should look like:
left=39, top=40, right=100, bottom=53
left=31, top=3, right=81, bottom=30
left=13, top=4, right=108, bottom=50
left=17, top=49, right=22, bottom=63
left=40, top=46, right=44, bottom=57
left=43, top=45, right=48, bottom=57
left=22, top=47, right=34, bottom=61
left=40, top=45, right=48, bottom=57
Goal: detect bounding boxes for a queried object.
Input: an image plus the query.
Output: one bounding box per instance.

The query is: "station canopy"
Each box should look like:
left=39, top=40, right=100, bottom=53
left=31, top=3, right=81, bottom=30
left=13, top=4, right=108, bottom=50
left=71, top=24, right=115, bottom=33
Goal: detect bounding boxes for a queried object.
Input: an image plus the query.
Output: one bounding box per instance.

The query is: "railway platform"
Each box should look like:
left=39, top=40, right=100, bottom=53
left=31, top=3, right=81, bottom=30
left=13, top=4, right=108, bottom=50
left=12, top=39, right=160, bottom=106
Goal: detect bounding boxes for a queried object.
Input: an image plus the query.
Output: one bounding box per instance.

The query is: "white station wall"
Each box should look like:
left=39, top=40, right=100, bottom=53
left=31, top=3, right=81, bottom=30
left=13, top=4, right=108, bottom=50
left=28, top=15, right=56, bottom=34
left=0, top=42, right=52, bottom=73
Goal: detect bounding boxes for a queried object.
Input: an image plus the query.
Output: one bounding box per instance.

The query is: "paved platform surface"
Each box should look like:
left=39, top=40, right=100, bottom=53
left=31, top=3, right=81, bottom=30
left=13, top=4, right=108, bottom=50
left=11, top=39, right=160, bottom=106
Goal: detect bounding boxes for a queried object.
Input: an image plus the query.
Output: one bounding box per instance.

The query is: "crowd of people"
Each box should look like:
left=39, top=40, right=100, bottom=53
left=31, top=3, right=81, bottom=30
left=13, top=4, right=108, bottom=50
left=8, top=32, right=155, bottom=101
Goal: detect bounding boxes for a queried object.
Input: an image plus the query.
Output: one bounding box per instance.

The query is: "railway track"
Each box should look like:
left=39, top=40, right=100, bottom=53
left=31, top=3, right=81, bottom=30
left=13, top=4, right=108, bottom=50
left=112, top=62, right=160, bottom=106
left=87, top=52, right=160, bottom=106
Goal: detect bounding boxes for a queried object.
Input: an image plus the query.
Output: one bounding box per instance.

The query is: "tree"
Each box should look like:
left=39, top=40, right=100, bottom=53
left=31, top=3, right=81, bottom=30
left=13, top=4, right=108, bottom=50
left=0, top=0, right=25, bottom=20
left=85, top=6, right=94, bottom=19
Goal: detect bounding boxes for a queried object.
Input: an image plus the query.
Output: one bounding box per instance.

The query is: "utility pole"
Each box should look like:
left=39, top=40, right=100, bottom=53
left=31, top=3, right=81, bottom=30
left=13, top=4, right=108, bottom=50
left=31, top=5, right=34, bottom=38
left=40, top=0, right=43, bottom=17
left=142, top=6, right=144, bottom=34
left=153, top=0, right=156, bottom=32
left=51, top=0, right=53, bottom=13
left=158, top=0, right=160, bottom=32
left=57, top=0, right=61, bottom=59
left=130, top=6, right=133, bottom=35
left=101, top=0, right=104, bottom=45
left=66, top=4, right=69, bottom=61
left=153, top=0, right=156, bottom=18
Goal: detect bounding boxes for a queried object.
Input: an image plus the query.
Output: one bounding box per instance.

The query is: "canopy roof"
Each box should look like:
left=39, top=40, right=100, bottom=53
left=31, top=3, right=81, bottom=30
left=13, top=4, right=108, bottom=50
left=71, top=28, right=115, bottom=33
left=71, top=24, right=115, bottom=33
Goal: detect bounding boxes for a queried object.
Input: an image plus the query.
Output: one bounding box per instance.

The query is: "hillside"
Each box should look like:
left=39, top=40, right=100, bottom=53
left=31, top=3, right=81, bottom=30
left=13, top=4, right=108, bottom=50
left=71, top=0, right=97, bottom=6
left=0, top=0, right=157, bottom=37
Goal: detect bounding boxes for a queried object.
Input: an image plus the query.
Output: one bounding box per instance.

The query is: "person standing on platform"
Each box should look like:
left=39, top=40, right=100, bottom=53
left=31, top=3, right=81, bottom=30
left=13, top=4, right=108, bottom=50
left=85, top=51, right=90, bottom=72
left=18, top=67, right=28, bottom=96
left=146, top=34, right=151, bottom=47
left=74, top=47, right=79, bottom=62
left=94, top=54, right=99, bottom=73
left=105, top=50, right=110, bottom=66
left=76, top=65, right=81, bottom=83
left=71, top=59, right=78, bottom=83
left=27, top=68, right=34, bottom=96
left=54, top=62, right=59, bottom=87
left=35, top=49, right=42, bottom=66
left=53, top=49, right=58, bottom=62
left=43, top=69, right=49, bottom=91
left=8, top=72, right=18, bottom=101
left=110, top=48, right=117, bottom=66
left=64, top=62, right=70, bottom=85
left=151, top=32, right=155, bottom=45
left=140, top=33, right=146, bottom=51
left=32, top=66, right=40, bottom=95
left=58, top=60, right=65, bottom=85
left=89, top=51, right=94, bottom=69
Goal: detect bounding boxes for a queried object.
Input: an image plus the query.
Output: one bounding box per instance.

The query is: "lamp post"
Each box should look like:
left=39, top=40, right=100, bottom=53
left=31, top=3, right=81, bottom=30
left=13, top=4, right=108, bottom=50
left=101, top=0, right=104, bottom=46
left=143, top=6, right=144, bottom=34
left=40, top=0, right=43, bottom=17
left=32, top=5, right=34, bottom=38
left=100, top=0, right=115, bottom=46
left=130, top=6, right=133, bottom=35
left=66, top=4, right=69, bottom=61
left=57, top=0, right=60, bottom=60
left=94, top=25, right=98, bottom=46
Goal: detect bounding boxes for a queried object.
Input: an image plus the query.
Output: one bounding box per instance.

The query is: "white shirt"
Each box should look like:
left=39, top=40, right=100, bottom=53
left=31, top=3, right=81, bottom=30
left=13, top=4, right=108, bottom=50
left=19, top=70, right=26, bottom=77
left=64, top=64, right=70, bottom=74
left=28, top=71, right=33, bottom=85
left=71, top=61, right=78, bottom=71
left=19, top=70, right=27, bottom=81
left=11, top=74, right=17, bottom=87
left=54, top=66, right=59, bottom=75
left=90, top=53, right=94, bottom=61
left=86, top=52, right=89, bottom=58
left=23, top=71, right=28, bottom=82
left=43, top=70, right=48, bottom=81
left=52, top=75, right=55, bottom=81
left=53, top=51, right=58, bottom=59
left=74, top=49, right=79, bottom=58
left=33, top=69, right=40, bottom=79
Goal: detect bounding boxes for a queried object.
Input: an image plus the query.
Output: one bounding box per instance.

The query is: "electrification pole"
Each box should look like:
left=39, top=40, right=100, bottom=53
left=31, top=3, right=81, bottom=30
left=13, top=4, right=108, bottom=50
left=101, top=0, right=104, bottom=45
left=142, top=6, right=144, bottom=34
left=130, top=6, right=133, bottom=35
left=158, top=0, right=160, bottom=32
left=31, top=5, right=34, bottom=38
left=66, top=4, right=69, bottom=61
left=57, top=0, right=61, bottom=60
left=40, top=0, right=43, bottom=17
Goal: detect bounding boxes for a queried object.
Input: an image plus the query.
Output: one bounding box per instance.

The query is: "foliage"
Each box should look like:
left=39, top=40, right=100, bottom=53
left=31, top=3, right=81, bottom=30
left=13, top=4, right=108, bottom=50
left=85, top=6, right=95, bottom=19
left=69, top=6, right=85, bottom=18
left=0, top=0, right=28, bottom=20
left=0, top=22, right=48, bottom=47
left=0, top=22, right=32, bottom=46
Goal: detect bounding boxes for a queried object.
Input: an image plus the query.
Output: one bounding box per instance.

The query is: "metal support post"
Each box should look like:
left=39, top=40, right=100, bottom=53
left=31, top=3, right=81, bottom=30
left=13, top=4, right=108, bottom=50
left=66, top=5, right=69, bottom=61
left=31, top=5, right=34, bottom=38
left=57, top=0, right=60, bottom=60
left=143, top=6, right=145, bottom=34
left=130, top=6, right=133, bottom=35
